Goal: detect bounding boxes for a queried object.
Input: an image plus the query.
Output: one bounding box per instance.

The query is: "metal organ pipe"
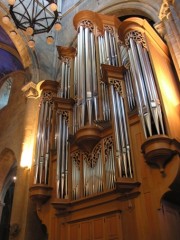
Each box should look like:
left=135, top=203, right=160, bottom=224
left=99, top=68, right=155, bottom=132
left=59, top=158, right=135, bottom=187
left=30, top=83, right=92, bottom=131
left=136, top=44, right=165, bottom=135
left=126, top=31, right=165, bottom=138
left=56, top=112, right=69, bottom=199
left=71, top=151, right=80, bottom=200
left=34, top=96, right=53, bottom=184
left=128, top=38, right=152, bottom=138
left=119, top=44, right=136, bottom=111
left=110, top=83, right=133, bottom=178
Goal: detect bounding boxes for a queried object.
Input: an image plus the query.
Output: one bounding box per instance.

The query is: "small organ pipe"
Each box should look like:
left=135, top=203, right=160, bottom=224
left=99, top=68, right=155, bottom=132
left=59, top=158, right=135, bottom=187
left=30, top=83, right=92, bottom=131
left=108, top=31, right=115, bottom=65
left=104, top=30, right=111, bottom=64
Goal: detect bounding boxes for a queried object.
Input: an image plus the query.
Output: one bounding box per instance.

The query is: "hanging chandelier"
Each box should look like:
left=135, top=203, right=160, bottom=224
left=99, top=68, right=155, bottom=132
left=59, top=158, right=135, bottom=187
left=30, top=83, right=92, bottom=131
left=5, top=0, right=62, bottom=47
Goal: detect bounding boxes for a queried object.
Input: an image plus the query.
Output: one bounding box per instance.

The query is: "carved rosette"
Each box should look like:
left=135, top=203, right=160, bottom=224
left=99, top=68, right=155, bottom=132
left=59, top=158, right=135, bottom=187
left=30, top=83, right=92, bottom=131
left=125, top=30, right=147, bottom=49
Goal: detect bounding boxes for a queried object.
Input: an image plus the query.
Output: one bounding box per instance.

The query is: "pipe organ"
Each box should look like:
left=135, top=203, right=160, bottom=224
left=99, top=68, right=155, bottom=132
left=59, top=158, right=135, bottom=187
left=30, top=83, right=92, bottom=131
left=29, top=11, right=180, bottom=240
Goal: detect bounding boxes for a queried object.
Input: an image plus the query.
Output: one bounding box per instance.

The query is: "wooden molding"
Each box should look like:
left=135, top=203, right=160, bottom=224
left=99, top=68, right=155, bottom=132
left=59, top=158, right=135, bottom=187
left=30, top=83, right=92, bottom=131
left=51, top=189, right=140, bottom=221
left=40, top=80, right=59, bottom=93
left=141, top=135, right=180, bottom=173
left=73, top=10, right=103, bottom=33
left=57, top=46, right=76, bottom=59
left=74, top=125, right=102, bottom=152
left=115, top=178, right=141, bottom=193
left=29, top=184, right=53, bottom=210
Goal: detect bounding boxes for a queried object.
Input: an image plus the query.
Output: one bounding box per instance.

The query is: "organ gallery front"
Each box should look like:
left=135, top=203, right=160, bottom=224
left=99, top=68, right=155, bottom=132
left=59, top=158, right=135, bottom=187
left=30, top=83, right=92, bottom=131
left=29, top=10, right=180, bottom=240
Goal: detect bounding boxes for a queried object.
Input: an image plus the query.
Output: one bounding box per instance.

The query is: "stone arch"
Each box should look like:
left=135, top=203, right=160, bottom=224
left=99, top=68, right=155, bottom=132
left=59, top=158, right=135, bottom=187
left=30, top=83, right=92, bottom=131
left=0, top=148, right=17, bottom=240
left=0, top=3, right=39, bottom=82
left=0, top=148, right=17, bottom=215
left=99, top=2, right=159, bottom=23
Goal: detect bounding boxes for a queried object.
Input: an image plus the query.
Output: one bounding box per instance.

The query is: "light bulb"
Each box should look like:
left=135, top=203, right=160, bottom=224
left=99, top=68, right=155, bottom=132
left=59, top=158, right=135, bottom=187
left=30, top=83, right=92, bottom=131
left=10, top=30, right=17, bottom=38
left=2, top=15, right=10, bottom=24
left=26, top=27, right=34, bottom=36
left=50, top=3, right=57, bottom=11
left=8, top=0, right=16, bottom=5
left=46, top=36, right=54, bottom=45
left=28, top=39, right=35, bottom=48
left=54, top=22, right=62, bottom=31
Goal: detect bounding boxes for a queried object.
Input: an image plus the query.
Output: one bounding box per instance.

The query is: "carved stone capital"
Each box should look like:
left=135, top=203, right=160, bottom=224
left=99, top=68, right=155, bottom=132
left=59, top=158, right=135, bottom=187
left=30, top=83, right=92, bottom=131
left=154, top=21, right=166, bottom=38
left=159, top=0, right=174, bottom=20
left=22, top=81, right=39, bottom=98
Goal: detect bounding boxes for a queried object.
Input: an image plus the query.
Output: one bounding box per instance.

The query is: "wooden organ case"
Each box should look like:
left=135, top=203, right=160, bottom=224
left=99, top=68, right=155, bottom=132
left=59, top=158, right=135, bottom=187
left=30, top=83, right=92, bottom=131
left=29, top=11, right=180, bottom=240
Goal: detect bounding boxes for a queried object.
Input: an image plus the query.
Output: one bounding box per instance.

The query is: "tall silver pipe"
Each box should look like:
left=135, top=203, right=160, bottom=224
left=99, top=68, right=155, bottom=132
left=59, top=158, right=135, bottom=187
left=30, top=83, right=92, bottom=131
left=39, top=100, right=49, bottom=183
left=91, top=32, right=98, bottom=120
left=65, top=63, right=68, bottom=98
left=137, top=44, right=165, bottom=134
left=34, top=100, right=45, bottom=184
left=56, top=113, right=62, bottom=198
left=44, top=105, right=52, bottom=184
left=64, top=124, right=69, bottom=198
left=119, top=96, right=133, bottom=178
left=110, top=85, right=122, bottom=177
left=60, top=117, right=66, bottom=198
left=60, top=61, right=65, bottom=98
left=67, top=63, right=71, bottom=98
left=116, top=91, right=128, bottom=177
left=128, top=41, right=152, bottom=137
left=79, top=26, right=86, bottom=127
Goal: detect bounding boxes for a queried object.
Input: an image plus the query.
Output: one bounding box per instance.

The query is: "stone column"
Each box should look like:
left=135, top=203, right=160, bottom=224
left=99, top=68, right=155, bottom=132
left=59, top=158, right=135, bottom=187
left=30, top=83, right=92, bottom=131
left=9, top=82, right=39, bottom=240
left=157, top=0, right=180, bottom=80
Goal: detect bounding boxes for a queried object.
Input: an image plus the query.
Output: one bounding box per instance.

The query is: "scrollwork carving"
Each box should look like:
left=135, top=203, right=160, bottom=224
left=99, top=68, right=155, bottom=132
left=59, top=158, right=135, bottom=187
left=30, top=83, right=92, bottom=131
left=109, top=78, right=124, bottom=96
left=104, top=25, right=114, bottom=35
left=83, top=143, right=101, bottom=168
left=80, top=20, right=94, bottom=32
left=71, top=151, right=80, bottom=169
left=104, top=136, right=113, bottom=162
left=125, top=30, right=147, bottom=49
